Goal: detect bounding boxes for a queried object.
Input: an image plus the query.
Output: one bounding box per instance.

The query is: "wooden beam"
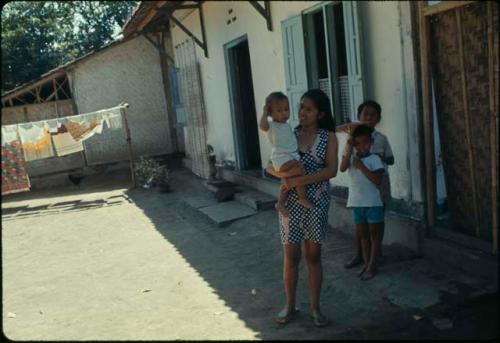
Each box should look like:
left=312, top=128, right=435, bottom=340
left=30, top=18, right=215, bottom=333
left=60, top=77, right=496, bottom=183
left=158, top=30, right=178, bottom=153
left=170, top=15, right=206, bottom=57
left=423, top=1, right=476, bottom=17
left=487, top=1, right=498, bottom=252
left=142, top=32, right=160, bottom=50
left=456, top=8, right=480, bottom=237
left=249, top=1, right=273, bottom=31
left=53, top=78, right=59, bottom=101
left=1, top=70, right=66, bottom=103
left=198, top=2, right=209, bottom=57
left=418, top=1, right=436, bottom=231
left=136, top=1, right=168, bottom=33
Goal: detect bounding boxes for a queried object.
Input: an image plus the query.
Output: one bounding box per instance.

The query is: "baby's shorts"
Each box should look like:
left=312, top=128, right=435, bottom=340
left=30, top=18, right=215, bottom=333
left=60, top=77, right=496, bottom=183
left=271, top=152, right=300, bottom=171
left=352, top=206, right=385, bottom=224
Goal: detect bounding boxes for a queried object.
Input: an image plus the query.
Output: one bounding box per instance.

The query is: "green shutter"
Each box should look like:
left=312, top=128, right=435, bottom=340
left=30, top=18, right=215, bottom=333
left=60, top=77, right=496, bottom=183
left=343, top=1, right=365, bottom=120
left=281, top=15, right=308, bottom=127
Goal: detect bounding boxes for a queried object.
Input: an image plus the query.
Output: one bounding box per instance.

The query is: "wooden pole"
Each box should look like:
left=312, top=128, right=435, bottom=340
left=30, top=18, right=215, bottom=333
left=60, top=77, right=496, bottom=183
left=487, top=1, right=498, bottom=252
left=120, top=103, right=136, bottom=188
left=456, top=8, right=481, bottom=238
left=418, top=1, right=436, bottom=231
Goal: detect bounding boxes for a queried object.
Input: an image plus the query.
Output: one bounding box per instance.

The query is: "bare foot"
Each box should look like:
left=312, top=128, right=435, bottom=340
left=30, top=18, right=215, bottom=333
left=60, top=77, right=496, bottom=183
left=275, top=203, right=289, bottom=217
left=344, top=256, right=363, bottom=269
left=360, top=269, right=376, bottom=281
left=358, top=265, right=367, bottom=277
left=297, top=197, right=314, bottom=209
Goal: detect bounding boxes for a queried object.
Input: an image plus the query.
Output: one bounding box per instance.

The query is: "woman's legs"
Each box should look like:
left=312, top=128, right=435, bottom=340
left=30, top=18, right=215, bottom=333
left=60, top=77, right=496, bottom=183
left=303, top=240, right=326, bottom=320
left=278, top=243, right=301, bottom=320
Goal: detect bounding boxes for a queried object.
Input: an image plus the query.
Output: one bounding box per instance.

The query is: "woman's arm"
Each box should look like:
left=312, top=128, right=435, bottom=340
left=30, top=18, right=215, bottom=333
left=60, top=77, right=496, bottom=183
left=259, top=105, right=270, bottom=131
left=284, top=132, right=338, bottom=189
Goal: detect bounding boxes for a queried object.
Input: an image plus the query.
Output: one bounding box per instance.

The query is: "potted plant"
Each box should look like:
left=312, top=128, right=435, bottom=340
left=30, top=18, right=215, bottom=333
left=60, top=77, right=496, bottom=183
left=135, top=156, right=171, bottom=192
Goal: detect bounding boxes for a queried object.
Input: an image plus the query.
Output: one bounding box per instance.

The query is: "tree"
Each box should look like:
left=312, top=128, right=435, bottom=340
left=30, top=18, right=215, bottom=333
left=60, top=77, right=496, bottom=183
left=1, top=1, right=138, bottom=93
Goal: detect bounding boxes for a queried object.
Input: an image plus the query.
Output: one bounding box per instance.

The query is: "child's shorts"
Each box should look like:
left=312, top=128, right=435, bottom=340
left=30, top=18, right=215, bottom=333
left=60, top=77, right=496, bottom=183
left=352, top=206, right=385, bottom=224
left=271, top=152, right=300, bottom=171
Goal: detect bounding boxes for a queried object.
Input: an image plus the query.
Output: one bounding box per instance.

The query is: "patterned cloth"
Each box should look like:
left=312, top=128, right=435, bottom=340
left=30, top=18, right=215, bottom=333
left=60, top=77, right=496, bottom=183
left=1, top=126, right=30, bottom=195
left=279, top=128, right=331, bottom=244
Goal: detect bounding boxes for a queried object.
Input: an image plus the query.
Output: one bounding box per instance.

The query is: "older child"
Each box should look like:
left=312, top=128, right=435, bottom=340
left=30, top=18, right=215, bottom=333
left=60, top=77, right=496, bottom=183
left=337, top=100, right=394, bottom=268
left=340, top=125, right=385, bottom=280
left=259, top=92, right=314, bottom=217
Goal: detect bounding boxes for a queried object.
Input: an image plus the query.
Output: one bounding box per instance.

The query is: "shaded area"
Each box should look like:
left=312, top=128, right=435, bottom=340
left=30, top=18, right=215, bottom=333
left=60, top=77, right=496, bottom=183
left=124, top=165, right=498, bottom=340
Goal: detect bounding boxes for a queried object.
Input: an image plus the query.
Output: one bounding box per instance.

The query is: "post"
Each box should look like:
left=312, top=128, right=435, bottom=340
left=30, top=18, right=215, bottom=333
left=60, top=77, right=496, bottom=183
left=456, top=8, right=481, bottom=237
left=487, top=2, right=498, bottom=252
left=120, top=103, right=136, bottom=188
left=418, top=1, right=436, bottom=231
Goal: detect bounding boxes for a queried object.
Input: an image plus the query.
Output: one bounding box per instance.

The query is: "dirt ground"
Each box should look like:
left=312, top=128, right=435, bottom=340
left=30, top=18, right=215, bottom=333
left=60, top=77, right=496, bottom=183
left=2, top=166, right=498, bottom=340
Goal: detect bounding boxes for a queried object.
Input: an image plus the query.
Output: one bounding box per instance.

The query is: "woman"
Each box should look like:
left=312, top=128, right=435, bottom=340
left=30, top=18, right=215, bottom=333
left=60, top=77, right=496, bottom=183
left=266, top=89, right=338, bottom=327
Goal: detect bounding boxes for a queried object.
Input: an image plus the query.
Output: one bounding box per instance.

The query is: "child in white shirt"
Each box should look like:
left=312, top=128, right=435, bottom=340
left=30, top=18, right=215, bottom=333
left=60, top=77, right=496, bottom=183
left=259, top=92, right=314, bottom=217
left=340, top=124, right=386, bottom=280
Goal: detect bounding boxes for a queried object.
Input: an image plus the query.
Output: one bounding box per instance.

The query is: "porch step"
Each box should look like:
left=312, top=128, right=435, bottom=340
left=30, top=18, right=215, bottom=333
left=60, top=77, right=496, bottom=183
left=204, top=180, right=243, bottom=202
left=198, top=200, right=257, bottom=227
left=234, top=188, right=276, bottom=210
left=423, top=236, right=498, bottom=281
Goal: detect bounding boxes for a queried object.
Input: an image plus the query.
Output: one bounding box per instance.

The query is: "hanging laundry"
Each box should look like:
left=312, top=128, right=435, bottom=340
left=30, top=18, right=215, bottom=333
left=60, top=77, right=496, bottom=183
left=51, top=132, right=84, bottom=156
left=18, top=123, right=55, bottom=161
left=65, top=118, right=99, bottom=141
left=44, top=119, right=59, bottom=133
left=102, top=108, right=123, bottom=129
left=1, top=125, right=30, bottom=195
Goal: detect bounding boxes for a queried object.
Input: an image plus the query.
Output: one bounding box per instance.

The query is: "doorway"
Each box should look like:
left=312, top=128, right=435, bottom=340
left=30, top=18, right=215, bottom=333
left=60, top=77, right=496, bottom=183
left=224, top=36, right=261, bottom=170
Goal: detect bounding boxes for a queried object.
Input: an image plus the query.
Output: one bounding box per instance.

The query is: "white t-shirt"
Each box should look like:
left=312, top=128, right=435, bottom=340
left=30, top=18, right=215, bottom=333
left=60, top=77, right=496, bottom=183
left=267, top=121, right=298, bottom=156
left=371, top=130, right=393, bottom=172
left=346, top=153, right=385, bottom=207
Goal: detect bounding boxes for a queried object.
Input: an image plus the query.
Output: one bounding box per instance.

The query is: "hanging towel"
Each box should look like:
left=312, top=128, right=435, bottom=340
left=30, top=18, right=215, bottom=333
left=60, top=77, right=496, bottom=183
left=1, top=126, right=30, bottom=195
left=44, top=119, right=59, bottom=133
left=51, top=132, right=84, bottom=156
left=102, top=108, right=122, bottom=129
left=65, top=119, right=99, bottom=141
left=18, top=123, right=55, bottom=161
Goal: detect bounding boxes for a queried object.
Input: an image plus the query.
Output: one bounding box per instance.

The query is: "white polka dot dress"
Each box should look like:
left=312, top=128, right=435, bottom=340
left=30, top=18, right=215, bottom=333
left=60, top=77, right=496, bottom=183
left=279, top=128, right=331, bottom=244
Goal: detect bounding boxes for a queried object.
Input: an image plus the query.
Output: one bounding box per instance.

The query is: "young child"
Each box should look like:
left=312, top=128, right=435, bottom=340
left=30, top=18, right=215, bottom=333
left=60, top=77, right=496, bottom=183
left=259, top=91, right=314, bottom=217
left=337, top=100, right=394, bottom=268
left=340, top=124, right=385, bottom=280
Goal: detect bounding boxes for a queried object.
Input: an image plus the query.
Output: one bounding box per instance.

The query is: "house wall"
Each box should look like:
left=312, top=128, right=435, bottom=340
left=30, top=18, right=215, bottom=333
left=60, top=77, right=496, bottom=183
left=69, top=35, right=174, bottom=165
left=171, top=1, right=422, bottom=204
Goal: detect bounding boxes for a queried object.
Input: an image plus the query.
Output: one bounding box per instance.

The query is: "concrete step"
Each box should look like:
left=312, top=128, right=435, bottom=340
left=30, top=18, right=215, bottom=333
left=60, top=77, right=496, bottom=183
left=423, top=236, right=498, bottom=282
left=198, top=200, right=257, bottom=227
left=234, top=188, right=276, bottom=210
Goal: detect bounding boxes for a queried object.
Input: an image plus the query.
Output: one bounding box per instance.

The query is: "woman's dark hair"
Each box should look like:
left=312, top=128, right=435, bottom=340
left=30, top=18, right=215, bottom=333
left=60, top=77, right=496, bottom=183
left=357, top=100, right=382, bottom=120
left=297, top=89, right=335, bottom=131
left=351, top=124, right=374, bottom=140
left=265, top=91, right=288, bottom=106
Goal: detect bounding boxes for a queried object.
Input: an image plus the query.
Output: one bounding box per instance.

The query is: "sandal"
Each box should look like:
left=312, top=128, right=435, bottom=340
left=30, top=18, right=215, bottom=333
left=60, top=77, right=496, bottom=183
left=312, top=312, right=329, bottom=327
left=274, top=307, right=299, bottom=325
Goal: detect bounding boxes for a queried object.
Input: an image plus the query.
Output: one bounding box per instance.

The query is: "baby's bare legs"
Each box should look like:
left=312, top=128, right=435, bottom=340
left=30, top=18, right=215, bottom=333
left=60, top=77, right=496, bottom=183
left=276, top=160, right=314, bottom=210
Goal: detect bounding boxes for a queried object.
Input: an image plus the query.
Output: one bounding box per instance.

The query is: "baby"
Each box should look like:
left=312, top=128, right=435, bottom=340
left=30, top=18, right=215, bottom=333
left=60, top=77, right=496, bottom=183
left=259, top=92, right=314, bottom=217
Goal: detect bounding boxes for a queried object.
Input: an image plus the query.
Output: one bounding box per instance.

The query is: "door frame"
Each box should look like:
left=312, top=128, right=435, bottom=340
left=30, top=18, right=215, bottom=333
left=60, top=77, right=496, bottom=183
left=224, top=34, right=252, bottom=171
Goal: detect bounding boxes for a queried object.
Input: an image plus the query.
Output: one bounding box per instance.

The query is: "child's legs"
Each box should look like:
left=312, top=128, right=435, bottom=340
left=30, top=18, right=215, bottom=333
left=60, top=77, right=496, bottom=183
left=367, top=223, right=383, bottom=272
left=277, top=160, right=305, bottom=179
left=366, top=206, right=385, bottom=271
left=357, top=223, right=370, bottom=268
left=277, top=184, right=289, bottom=205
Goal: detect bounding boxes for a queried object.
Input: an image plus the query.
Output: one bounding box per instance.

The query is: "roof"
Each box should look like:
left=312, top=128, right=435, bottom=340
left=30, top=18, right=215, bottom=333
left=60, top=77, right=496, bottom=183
left=2, top=37, right=130, bottom=100
left=121, top=1, right=168, bottom=37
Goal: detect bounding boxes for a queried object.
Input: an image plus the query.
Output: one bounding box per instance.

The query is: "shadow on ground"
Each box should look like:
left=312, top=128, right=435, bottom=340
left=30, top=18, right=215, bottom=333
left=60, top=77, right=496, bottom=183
left=124, top=164, right=498, bottom=340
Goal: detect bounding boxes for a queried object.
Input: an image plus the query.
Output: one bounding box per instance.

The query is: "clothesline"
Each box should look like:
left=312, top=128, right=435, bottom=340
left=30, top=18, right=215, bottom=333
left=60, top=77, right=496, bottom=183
left=1, top=103, right=134, bottom=196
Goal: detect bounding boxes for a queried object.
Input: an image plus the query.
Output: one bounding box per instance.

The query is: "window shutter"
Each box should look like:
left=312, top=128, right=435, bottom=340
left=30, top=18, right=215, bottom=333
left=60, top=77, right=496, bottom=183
left=281, top=15, right=309, bottom=127
left=342, top=1, right=365, bottom=120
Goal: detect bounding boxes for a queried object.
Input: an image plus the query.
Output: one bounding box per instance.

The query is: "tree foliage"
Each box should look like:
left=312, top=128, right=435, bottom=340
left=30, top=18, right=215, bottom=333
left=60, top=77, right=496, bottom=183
left=1, top=1, right=138, bottom=93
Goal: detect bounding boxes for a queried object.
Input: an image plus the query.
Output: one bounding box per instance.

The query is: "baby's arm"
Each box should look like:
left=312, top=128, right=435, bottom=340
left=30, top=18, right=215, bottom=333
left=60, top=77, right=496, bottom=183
left=259, top=105, right=270, bottom=131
